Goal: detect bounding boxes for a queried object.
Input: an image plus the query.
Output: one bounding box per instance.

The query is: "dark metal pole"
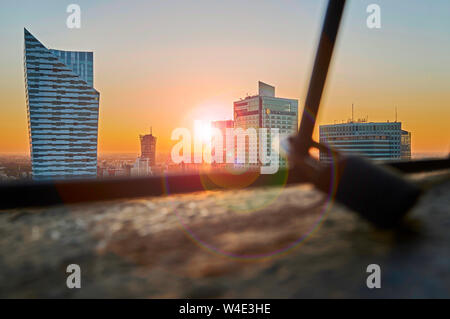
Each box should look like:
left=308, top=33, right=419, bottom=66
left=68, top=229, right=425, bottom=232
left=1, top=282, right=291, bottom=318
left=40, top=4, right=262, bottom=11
left=289, top=0, right=423, bottom=228
left=294, top=0, right=346, bottom=156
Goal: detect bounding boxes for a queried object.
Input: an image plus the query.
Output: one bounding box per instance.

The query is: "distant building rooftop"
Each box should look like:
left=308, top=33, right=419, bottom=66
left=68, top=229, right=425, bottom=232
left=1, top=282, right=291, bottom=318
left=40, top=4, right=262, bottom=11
left=319, top=121, right=410, bottom=162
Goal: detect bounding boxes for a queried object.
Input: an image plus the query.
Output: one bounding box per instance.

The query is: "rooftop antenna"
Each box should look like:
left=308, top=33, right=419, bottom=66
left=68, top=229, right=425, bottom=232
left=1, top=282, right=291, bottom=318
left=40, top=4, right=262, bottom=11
left=352, top=103, right=354, bottom=123
left=150, top=126, right=152, bottom=135
left=395, top=106, right=397, bottom=122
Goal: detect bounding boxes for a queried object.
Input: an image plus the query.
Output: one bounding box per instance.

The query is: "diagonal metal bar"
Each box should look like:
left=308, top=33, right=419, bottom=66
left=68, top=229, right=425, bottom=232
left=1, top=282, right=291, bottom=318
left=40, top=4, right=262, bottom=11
left=294, top=0, right=346, bottom=156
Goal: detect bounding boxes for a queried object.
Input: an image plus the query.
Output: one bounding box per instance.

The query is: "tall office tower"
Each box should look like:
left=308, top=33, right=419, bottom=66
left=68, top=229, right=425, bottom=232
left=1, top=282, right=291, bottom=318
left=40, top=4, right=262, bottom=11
left=211, top=120, right=234, bottom=164
left=319, top=121, right=411, bottom=162
left=233, top=81, right=298, bottom=168
left=139, top=128, right=157, bottom=166
left=24, top=29, right=100, bottom=180
left=401, top=130, right=412, bottom=160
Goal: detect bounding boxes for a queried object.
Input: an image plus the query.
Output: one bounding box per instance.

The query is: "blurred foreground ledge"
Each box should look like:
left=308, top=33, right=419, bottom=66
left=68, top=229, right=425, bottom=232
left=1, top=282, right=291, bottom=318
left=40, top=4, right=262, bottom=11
left=0, top=170, right=449, bottom=298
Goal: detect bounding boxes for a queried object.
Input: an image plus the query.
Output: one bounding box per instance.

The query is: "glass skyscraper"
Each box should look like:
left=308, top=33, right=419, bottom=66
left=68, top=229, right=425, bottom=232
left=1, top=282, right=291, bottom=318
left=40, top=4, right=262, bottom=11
left=24, top=29, right=100, bottom=180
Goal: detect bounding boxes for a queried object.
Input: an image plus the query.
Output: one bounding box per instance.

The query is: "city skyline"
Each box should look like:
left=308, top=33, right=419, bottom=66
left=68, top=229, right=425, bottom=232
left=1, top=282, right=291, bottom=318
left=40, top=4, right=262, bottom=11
left=0, top=0, right=449, bottom=158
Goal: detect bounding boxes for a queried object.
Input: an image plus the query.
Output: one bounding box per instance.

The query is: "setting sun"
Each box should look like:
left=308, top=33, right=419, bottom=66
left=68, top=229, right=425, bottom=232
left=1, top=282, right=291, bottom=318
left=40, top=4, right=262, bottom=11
left=194, top=120, right=212, bottom=143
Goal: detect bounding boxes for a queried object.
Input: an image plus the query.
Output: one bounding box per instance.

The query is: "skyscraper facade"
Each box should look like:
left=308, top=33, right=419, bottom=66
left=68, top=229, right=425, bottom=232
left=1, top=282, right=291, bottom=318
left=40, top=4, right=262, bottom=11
left=139, top=129, right=157, bottom=166
left=319, top=121, right=411, bottom=162
left=233, top=82, right=298, bottom=168
left=401, top=130, right=412, bottom=160
left=24, top=29, right=100, bottom=180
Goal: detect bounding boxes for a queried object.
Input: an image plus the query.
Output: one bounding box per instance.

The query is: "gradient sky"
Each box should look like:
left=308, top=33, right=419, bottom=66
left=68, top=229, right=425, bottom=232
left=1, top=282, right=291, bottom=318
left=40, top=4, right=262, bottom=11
left=0, top=0, right=449, bottom=157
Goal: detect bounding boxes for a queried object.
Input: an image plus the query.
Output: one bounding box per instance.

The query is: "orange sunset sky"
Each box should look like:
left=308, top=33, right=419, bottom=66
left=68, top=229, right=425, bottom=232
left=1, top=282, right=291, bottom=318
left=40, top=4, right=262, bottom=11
left=0, top=0, right=449, bottom=159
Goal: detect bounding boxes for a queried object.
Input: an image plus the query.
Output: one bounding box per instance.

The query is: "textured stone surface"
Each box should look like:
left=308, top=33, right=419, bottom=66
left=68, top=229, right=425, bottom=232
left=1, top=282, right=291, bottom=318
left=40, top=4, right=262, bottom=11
left=0, top=171, right=449, bottom=298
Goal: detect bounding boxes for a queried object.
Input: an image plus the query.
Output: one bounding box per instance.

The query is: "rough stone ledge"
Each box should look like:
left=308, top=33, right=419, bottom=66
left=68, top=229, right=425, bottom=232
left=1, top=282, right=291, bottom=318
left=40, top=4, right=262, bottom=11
left=0, top=171, right=449, bottom=298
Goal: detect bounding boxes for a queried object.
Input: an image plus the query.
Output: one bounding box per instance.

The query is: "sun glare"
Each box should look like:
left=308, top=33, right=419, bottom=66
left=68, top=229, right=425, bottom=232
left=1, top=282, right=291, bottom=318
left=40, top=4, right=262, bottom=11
left=194, top=120, right=212, bottom=143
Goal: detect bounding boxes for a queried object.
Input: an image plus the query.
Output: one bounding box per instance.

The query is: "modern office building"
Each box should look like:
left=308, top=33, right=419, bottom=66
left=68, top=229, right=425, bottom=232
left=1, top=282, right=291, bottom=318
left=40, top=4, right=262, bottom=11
left=139, top=128, right=157, bottom=166
left=319, top=121, right=411, bottom=162
left=233, top=81, right=298, bottom=168
left=401, top=130, right=412, bottom=160
left=24, top=29, right=100, bottom=180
